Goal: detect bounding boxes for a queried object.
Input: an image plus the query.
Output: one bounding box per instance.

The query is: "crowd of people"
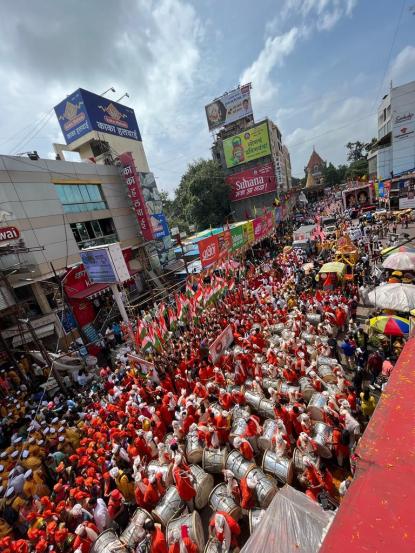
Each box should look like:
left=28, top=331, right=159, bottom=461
left=0, top=197, right=402, bottom=553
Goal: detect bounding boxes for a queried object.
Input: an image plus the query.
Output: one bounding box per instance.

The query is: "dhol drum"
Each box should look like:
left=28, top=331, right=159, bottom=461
left=204, top=538, right=222, bottom=553
left=208, top=483, right=241, bottom=520
left=186, top=431, right=203, bottom=464
left=318, top=365, right=337, bottom=384
left=261, top=450, right=294, bottom=485
left=307, top=392, right=328, bottom=421
left=268, top=334, right=281, bottom=347
left=232, top=404, right=251, bottom=421
left=307, top=313, right=321, bottom=326
left=249, top=508, right=265, bottom=535
left=244, top=390, right=263, bottom=411
left=311, top=421, right=333, bottom=459
left=90, top=529, right=127, bottom=553
left=152, top=486, right=184, bottom=527
left=167, top=511, right=205, bottom=553
left=245, top=467, right=278, bottom=508
left=298, top=377, right=315, bottom=402
left=270, top=323, right=285, bottom=335
left=147, top=461, right=173, bottom=486
left=190, top=464, right=214, bottom=510
left=281, top=329, right=295, bottom=341
left=258, top=419, right=280, bottom=451
left=317, top=356, right=337, bottom=367
left=120, top=508, right=152, bottom=549
left=229, top=417, right=247, bottom=446
left=256, top=399, right=276, bottom=420
left=293, top=448, right=320, bottom=475
left=278, top=382, right=300, bottom=396
left=262, top=377, right=280, bottom=391
left=301, top=332, right=315, bottom=345
left=225, top=450, right=256, bottom=481
left=202, top=447, right=228, bottom=474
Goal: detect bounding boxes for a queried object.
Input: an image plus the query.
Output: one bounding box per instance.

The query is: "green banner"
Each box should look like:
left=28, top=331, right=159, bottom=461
left=231, top=225, right=245, bottom=251
left=223, top=122, right=271, bottom=168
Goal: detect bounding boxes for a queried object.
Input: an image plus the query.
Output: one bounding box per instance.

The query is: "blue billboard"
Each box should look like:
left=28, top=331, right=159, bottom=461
left=54, top=88, right=141, bottom=145
left=151, top=213, right=170, bottom=239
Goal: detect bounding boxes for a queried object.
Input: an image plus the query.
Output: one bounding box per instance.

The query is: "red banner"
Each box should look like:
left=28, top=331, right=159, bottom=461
left=225, top=162, right=276, bottom=202
left=209, top=325, right=234, bottom=363
left=119, top=152, right=154, bottom=241
left=198, top=235, right=220, bottom=268
left=253, top=216, right=266, bottom=241
left=218, top=229, right=232, bottom=260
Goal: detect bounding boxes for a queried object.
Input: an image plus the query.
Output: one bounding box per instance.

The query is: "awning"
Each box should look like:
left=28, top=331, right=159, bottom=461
left=12, top=323, right=55, bottom=347
left=318, top=262, right=346, bottom=276
left=69, top=283, right=109, bottom=300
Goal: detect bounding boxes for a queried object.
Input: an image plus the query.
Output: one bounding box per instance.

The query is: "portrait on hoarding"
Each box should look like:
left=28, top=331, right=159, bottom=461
left=206, top=100, right=226, bottom=128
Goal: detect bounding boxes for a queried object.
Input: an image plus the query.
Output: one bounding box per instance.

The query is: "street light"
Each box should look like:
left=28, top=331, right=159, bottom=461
left=116, top=93, right=130, bottom=103
left=101, top=87, right=116, bottom=96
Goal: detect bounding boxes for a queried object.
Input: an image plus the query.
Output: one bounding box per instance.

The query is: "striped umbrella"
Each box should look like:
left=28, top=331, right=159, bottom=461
left=369, top=315, right=409, bottom=336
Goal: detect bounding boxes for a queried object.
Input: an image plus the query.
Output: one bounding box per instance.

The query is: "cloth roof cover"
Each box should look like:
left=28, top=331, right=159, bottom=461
left=318, top=262, right=346, bottom=276
left=368, top=283, right=415, bottom=312
left=240, top=485, right=334, bottom=553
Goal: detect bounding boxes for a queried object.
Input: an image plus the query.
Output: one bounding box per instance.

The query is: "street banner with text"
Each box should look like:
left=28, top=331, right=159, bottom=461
left=209, top=324, right=234, bottom=363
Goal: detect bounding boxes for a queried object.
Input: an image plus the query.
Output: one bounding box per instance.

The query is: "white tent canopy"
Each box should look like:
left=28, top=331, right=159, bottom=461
left=240, top=485, right=334, bottom=553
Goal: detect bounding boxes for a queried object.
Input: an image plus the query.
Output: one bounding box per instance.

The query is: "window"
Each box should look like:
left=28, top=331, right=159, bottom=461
left=70, top=218, right=118, bottom=249
left=55, top=184, right=107, bottom=213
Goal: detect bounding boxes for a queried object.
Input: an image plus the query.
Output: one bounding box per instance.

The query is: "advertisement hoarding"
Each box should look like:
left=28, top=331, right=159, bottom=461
left=391, top=88, right=415, bottom=175
left=230, top=225, right=245, bottom=251
left=54, top=88, right=141, bottom=145
left=119, top=152, right=154, bottom=242
left=225, top=162, right=276, bottom=202
left=218, top=228, right=232, bottom=259
left=209, top=325, right=234, bottom=363
left=253, top=216, right=266, bottom=242
left=198, top=235, right=220, bottom=268
left=342, top=185, right=372, bottom=210
left=223, top=122, right=271, bottom=168
left=80, top=243, right=130, bottom=284
left=151, top=213, right=170, bottom=239
left=205, top=84, right=252, bottom=131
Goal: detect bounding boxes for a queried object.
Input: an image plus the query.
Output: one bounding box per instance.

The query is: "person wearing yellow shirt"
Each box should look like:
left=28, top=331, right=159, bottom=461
left=22, top=469, right=50, bottom=499
left=110, top=467, right=135, bottom=502
left=360, top=389, right=376, bottom=418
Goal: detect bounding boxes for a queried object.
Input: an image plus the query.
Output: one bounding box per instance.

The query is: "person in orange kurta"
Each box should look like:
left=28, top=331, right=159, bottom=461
left=233, top=437, right=254, bottom=461
left=240, top=477, right=255, bottom=510
left=209, top=511, right=241, bottom=550
left=173, top=456, right=196, bottom=512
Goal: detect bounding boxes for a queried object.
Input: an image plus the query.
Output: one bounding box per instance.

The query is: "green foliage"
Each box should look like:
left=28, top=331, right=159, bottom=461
left=346, top=157, right=369, bottom=179
left=163, top=159, right=231, bottom=232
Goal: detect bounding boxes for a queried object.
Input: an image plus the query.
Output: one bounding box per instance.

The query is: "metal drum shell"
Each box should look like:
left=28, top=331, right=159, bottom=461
left=307, top=392, right=327, bottom=421
left=232, top=404, right=251, bottom=421
left=167, top=511, right=205, bottom=553
left=317, top=356, right=337, bottom=367
left=257, top=399, right=276, bottom=420
left=152, top=486, right=185, bottom=527
left=270, top=323, right=285, bottom=335
left=147, top=461, right=173, bottom=487
left=298, top=377, right=315, bottom=402
left=261, top=450, right=294, bottom=485
left=311, top=421, right=333, bottom=459
left=229, top=417, right=247, bottom=446
left=208, top=483, right=242, bottom=520
left=318, top=365, right=337, bottom=384
left=249, top=508, right=265, bottom=535
left=202, top=447, right=228, bottom=474
left=301, top=332, right=315, bottom=345
left=245, top=466, right=278, bottom=508
left=244, top=390, right=263, bottom=410
left=225, top=450, right=256, bottom=481
left=90, top=529, right=126, bottom=553
left=190, top=464, right=214, bottom=510
left=278, top=382, right=300, bottom=396
left=257, top=419, right=279, bottom=451
left=120, top=508, right=153, bottom=549
left=262, top=377, right=280, bottom=391
left=204, top=538, right=222, bottom=553
left=186, top=432, right=203, bottom=464
left=293, top=448, right=320, bottom=475
left=307, top=313, right=321, bottom=326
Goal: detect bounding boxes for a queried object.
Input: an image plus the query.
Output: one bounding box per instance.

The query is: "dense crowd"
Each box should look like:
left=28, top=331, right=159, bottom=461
left=0, top=199, right=401, bottom=553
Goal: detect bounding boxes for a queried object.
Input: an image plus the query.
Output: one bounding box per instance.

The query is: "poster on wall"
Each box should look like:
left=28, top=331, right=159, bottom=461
left=225, top=162, right=276, bottom=202
left=198, top=235, right=220, bottom=268
left=205, top=84, right=253, bottom=131
left=222, top=122, right=271, bottom=168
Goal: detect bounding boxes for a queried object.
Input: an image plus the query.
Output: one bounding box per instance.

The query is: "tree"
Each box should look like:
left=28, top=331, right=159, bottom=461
left=346, top=157, right=368, bottom=179
left=322, top=162, right=338, bottom=187
left=346, top=141, right=366, bottom=162
left=174, top=159, right=231, bottom=231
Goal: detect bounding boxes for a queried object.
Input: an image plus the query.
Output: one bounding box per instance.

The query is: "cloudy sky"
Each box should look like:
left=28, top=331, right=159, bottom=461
left=0, top=0, right=414, bottom=194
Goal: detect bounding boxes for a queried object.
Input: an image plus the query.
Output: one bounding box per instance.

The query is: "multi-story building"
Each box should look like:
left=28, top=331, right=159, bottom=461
left=211, top=118, right=292, bottom=221
left=377, top=80, right=415, bottom=179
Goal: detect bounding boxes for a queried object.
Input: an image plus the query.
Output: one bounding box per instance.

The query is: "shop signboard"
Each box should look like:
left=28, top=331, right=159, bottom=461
left=209, top=325, right=234, bottom=363
left=0, top=226, right=20, bottom=242
left=205, top=84, right=252, bottom=131
left=198, top=235, right=220, bottom=268
left=119, top=152, right=154, bottom=242
left=230, top=225, right=245, bottom=251
left=55, top=88, right=141, bottom=145
left=225, top=162, right=276, bottom=202
left=80, top=243, right=130, bottom=284
left=253, top=216, right=266, bottom=242
left=222, top=122, right=271, bottom=168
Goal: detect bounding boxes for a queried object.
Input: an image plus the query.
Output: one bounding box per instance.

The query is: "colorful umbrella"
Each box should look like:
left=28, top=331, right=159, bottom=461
left=382, top=252, right=415, bottom=271
left=381, top=245, right=415, bottom=258
left=370, top=315, right=409, bottom=336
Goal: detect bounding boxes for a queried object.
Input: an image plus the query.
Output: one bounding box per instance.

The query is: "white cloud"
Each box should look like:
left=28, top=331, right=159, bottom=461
left=388, top=45, right=415, bottom=87
left=240, top=27, right=301, bottom=109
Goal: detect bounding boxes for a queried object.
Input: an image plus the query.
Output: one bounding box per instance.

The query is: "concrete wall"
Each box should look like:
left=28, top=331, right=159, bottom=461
left=0, top=155, right=143, bottom=285
left=391, top=80, right=415, bottom=175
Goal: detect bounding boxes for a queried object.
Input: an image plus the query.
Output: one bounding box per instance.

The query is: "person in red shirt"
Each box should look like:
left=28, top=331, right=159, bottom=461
left=302, top=457, right=324, bottom=501
left=139, top=519, right=168, bottom=553
left=209, top=512, right=241, bottom=551
left=168, top=526, right=198, bottom=553
left=233, top=437, right=254, bottom=461
left=173, top=457, right=196, bottom=512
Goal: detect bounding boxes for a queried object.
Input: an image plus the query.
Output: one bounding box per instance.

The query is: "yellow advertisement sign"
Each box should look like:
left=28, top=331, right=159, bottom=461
left=241, top=221, right=254, bottom=244
left=223, top=122, right=271, bottom=168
